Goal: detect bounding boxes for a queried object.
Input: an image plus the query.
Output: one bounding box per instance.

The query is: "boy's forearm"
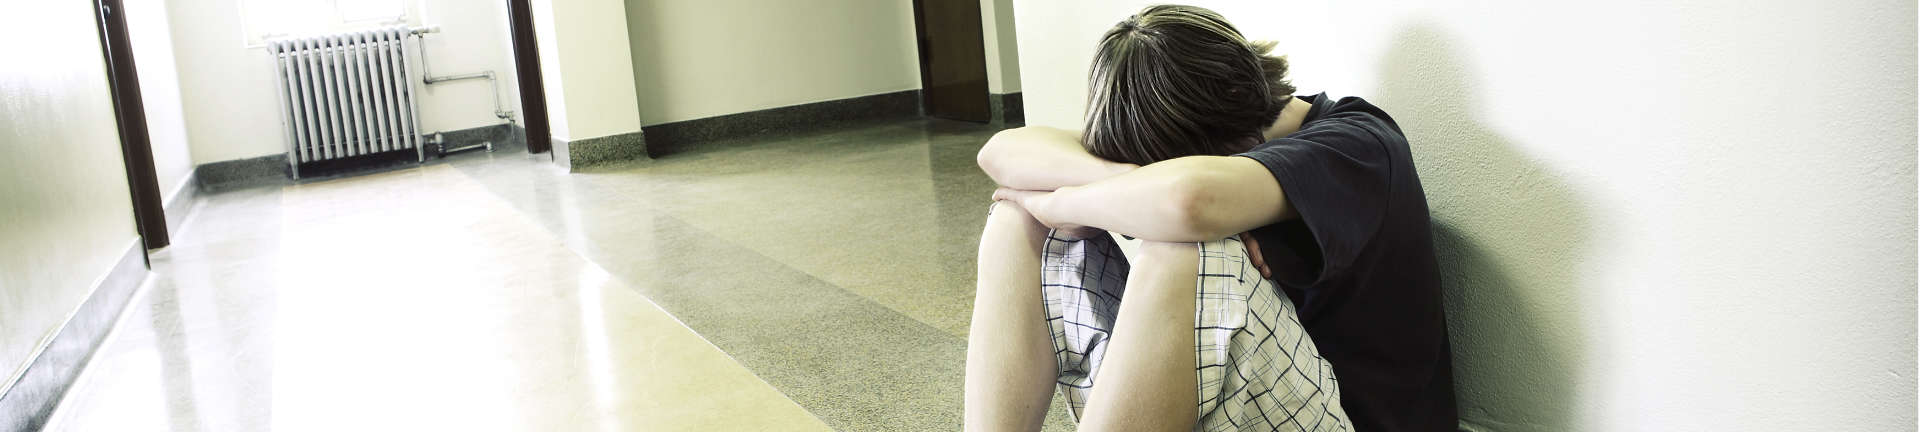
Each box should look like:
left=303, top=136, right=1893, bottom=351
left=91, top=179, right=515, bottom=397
left=1036, top=164, right=1211, bottom=242
left=1004, top=160, right=1135, bottom=191
left=1030, top=156, right=1289, bottom=243
left=977, top=127, right=1136, bottom=190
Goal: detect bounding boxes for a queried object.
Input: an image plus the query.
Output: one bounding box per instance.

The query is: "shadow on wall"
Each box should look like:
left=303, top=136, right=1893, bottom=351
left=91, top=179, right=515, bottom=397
left=1372, top=23, right=1595, bottom=431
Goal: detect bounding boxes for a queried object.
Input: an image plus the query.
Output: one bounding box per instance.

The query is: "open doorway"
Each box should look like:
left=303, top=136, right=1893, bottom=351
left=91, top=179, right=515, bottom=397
left=912, top=0, right=991, bottom=123
left=99, top=0, right=558, bottom=246
left=105, top=0, right=555, bottom=197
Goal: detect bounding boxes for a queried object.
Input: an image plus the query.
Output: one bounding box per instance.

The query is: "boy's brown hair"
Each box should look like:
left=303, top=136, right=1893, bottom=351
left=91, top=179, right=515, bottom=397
left=1083, top=4, right=1295, bottom=165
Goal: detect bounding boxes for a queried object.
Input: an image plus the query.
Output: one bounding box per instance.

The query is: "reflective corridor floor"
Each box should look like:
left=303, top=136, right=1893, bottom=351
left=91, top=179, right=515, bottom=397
left=44, top=119, right=1078, bottom=431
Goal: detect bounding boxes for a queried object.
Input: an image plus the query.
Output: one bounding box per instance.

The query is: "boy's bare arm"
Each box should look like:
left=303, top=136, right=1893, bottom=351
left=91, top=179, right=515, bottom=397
left=976, top=126, right=1137, bottom=191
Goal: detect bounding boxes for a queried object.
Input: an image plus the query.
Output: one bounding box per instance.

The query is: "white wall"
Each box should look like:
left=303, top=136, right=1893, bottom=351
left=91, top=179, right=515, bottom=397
left=414, top=2, right=524, bottom=139
left=622, top=0, right=920, bottom=125
left=533, top=0, right=641, bottom=141
left=165, top=0, right=525, bottom=164
left=523, top=0, right=645, bottom=143
left=125, top=0, right=196, bottom=200
left=979, top=0, right=1020, bottom=95
left=1011, top=0, right=1917, bottom=430
left=0, top=0, right=141, bottom=387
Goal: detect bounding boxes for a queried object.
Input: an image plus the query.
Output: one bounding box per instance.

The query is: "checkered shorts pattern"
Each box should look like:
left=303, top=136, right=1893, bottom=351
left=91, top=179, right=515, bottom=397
left=1040, top=232, right=1352, bottom=432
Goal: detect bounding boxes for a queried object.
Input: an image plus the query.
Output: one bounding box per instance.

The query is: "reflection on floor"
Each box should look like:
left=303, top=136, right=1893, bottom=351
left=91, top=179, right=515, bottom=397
left=43, top=119, right=1077, bottom=431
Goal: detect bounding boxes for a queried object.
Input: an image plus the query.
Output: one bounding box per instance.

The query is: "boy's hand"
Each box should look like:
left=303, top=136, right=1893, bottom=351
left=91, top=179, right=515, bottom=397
left=993, top=188, right=1102, bottom=240
left=1237, top=232, right=1273, bottom=279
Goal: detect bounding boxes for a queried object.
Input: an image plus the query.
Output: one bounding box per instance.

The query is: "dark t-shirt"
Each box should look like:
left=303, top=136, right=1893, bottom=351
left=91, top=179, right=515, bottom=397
left=1236, top=93, right=1457, bottom=432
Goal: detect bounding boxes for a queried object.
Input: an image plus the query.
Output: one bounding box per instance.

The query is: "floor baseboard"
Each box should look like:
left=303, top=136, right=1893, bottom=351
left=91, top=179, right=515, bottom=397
left=193, top=124, right=528, bottom=193
left=0, top=239, right=148, bottom=431
left=642, top=89, right=923, bottom=157
left=989, top=92, right=1024, bottom=126
left=161, top=172, right=198, bottom=238
left=551, top=131, right=649, bottom=172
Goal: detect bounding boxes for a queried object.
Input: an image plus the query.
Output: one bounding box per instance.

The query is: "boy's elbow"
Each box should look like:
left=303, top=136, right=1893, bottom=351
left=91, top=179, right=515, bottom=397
left=976, top=130, right=1017, bottom=178
left=1164, top=175, right=1232, bottom=241
left=974, top=146, right=997, bottom=176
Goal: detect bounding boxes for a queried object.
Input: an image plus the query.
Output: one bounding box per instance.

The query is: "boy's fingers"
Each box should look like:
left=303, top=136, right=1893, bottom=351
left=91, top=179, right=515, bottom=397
left=992, top=187, right=1033, bottom=203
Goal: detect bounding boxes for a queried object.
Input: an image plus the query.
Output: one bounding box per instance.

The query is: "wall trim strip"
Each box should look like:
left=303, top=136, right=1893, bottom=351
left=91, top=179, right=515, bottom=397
left=989, top=92, right=1023, bottom=126
left=551, top=131, right=648, bottom=172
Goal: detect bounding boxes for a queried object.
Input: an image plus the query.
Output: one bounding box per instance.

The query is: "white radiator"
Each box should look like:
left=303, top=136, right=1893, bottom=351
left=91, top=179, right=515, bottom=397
left=267, top=27, right=424, bottom=178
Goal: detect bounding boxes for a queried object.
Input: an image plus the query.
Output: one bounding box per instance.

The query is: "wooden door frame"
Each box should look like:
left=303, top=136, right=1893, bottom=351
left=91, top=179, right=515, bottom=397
left=93, top=0, right=167, bottom=252
left=506, top=0, right=551, bottom=154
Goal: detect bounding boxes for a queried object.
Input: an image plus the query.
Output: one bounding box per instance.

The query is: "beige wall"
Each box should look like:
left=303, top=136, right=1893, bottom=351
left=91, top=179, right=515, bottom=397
left=979, top=0, right=1020, bottom=94
left=415, top=1, right=526, bottom=139
left=1011, top=0, right=1917, bottom=430
left=0, top=1, right=142, bottom=387
left=622, top=0, right=920, bottom=125
left=534, top=0, right=642, bottom=141
left=164, top=0, right=526, bottom=164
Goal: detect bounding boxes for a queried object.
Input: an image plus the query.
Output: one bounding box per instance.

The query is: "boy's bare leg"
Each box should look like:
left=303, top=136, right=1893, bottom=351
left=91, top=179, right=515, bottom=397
left=1078, top=241, right=1199, bottom=431
left=964, top=202, right=1059, bottom=432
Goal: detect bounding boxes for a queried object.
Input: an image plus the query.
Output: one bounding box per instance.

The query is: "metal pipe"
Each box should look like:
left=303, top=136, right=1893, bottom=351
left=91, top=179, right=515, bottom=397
left=376, top=30, right=404, bottom=153
left=366, top=31, right=393, bottom=153
left=346, top=32, right=371, bottom=156
left=297, top=38, right=323, bottom=163
left=330, top=34, right=355, bottom=157
left=442, top=142, right=494, bottom=154
left=413, top=30, right=514, bottom=121
left=357, top=31, right=383, bottom=154
left=427, top=71, right=491, bottom=83
left=340, top=34, right=363, bottom=157
left=319, top=36, right=344, bottom=159
left=270, top=41, right=302, bottom=178
left=426, top=131, right=494, bottom=156
left=400, top=26, right=510, bottom=158
left=399, top=28, right=425, bottom=162
left=429, top=71, right=508, bottom=121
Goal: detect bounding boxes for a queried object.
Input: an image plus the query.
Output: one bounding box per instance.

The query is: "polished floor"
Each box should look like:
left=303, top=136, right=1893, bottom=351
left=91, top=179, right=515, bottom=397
left=43, top=119, right=1077, bottom=431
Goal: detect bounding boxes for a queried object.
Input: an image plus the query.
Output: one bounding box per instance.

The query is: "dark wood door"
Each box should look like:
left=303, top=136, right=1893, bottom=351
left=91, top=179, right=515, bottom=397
left=94, top=0, right=168, bottom=251
left=912, top=0, right=990, bottom=122
left=506, top=0, right=551, bottom=154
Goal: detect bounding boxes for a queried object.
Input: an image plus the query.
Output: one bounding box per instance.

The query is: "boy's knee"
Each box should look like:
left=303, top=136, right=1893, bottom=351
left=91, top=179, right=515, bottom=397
left=984, top=201, right=1047, bottom=237
left=1137, top=240, right=1198, bottom=255
left=1122, top=240, right=1202, bottom=300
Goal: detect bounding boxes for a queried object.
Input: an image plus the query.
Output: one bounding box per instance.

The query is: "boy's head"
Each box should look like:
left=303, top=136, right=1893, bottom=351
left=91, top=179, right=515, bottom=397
left=1082, top=4, right=1295, bottom=165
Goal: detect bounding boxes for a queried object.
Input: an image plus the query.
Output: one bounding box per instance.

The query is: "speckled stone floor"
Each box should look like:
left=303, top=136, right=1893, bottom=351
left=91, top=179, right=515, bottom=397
left=43, top=118, right=1077, bottom=431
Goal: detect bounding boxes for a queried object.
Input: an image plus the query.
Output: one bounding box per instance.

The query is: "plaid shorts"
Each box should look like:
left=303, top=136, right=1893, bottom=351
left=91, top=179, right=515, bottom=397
left=1040, top=232, right=1352, bottom=432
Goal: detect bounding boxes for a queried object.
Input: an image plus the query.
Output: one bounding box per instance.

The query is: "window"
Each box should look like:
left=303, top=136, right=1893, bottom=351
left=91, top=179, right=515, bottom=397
left=241, top=0, right=422, bottom=47
left=335, top=0, right=405, bottom=23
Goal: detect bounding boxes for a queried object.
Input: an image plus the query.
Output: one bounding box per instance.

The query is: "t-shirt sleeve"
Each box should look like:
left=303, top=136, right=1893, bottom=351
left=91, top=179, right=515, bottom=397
left=1235, top=115, right=1394, bottom=284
